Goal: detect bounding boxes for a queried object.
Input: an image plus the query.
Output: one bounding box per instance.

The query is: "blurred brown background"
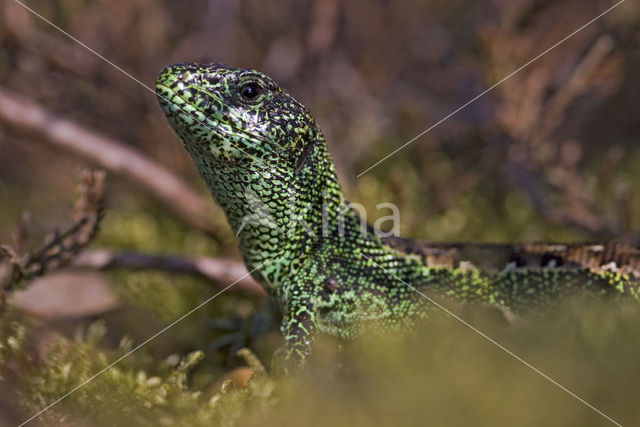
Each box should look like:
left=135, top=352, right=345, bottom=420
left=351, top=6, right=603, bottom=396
left=1, top=0, right=639, bottom=360
left=0, top=1, right=640, bottom=425
left=1, top=0, right=639, bottom=246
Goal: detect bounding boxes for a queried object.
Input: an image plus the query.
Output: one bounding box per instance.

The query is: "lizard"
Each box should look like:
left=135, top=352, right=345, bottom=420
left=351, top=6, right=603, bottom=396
left=155, top=62, right=640, bottom=360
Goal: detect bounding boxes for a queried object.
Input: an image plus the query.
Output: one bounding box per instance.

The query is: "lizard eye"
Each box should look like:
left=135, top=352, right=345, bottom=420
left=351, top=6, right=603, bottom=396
left=240, top=82, right=262, bottom=100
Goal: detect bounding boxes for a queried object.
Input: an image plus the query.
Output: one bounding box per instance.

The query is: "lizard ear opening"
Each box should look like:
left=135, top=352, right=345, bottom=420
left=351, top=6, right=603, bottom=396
left=295, top=138, right=318, bottom=174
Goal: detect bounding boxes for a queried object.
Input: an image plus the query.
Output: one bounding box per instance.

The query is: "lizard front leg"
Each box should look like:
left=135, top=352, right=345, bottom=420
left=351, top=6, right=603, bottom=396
left=280, top=289, right=317, bottom=365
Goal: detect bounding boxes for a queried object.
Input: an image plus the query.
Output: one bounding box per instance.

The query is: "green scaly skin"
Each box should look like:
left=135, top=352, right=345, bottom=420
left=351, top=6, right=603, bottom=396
left=155, top=62, right=640, bottom=360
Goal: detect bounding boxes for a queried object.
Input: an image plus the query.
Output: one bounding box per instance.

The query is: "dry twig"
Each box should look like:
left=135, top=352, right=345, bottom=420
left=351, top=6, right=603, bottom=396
left=486, top=1, right=634, bottom=239
left=71, top=249, right=265, bottom=296
left=0, top=170, right=105, bottom=295
left=0, top=166, right=264, bottom=301
left=0, top=87, right=221, bottom=240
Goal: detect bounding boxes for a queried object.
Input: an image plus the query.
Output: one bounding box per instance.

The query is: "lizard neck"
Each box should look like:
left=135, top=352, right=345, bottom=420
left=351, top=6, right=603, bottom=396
left=186, top=125, right=421, bottom=293
left=189, top=129, right=364, bottom=286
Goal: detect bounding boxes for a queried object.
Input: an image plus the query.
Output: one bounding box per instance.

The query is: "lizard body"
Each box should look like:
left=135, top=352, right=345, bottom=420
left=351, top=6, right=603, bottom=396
left=155, top=63, right=640, bottom=358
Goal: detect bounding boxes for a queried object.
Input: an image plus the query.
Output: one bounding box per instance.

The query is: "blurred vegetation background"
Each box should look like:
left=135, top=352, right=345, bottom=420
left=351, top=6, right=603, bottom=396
left=0, top=0, right=639, bottom=425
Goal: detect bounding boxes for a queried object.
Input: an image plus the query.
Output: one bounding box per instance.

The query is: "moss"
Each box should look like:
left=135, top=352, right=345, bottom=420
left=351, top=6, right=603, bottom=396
left=5, top=300, right=638, bottom=426
left=20, top=322, right=217, bottom=426
left=0, top=308, right=27, bottom=380
left=95, top=207, right=225, bottom=256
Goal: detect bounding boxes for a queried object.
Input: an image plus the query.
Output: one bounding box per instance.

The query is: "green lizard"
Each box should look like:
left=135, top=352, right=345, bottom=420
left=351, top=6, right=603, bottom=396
left=155, top=62, right=640, bottom=360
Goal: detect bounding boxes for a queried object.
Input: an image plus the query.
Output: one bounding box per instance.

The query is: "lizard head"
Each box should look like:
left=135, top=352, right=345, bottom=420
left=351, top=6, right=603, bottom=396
left=156, top=62, right=319, bottom=170
left=156, top=63, right=343, bottom=269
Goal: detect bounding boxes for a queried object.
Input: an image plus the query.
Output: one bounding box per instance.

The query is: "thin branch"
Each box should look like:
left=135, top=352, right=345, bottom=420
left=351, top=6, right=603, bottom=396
left=535, top=35, right=616, bottom=142
left=0, top=87, right=221, bottom=240
left=71, top=249, right=265, bottom=296
left=494, top=23, right=631, bottom=238
left=0, top=168, right=264, bottom=298
left=1, top=170, right=105, bottom=294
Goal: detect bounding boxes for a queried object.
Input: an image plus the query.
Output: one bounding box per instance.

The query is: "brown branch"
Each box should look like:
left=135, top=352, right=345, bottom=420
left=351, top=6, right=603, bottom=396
left=307, top=0, right=340, bottom=53
left=490, top=10, right=631, bottom=239
left=1, top=170, right=105, bottom=294
left=532, top=35, right=616, bottom=145
left=0, top=87, right=221, bottom=240
left=72, top=249, right=265, bottom=296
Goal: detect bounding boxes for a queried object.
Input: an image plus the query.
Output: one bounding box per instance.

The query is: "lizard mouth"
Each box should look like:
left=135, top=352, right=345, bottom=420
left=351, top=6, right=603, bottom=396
left=156, top=81, right=267, bottom=164
left=156, top=63, right=305, bottom=169
left=156, top=66, right=280, bottom=164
